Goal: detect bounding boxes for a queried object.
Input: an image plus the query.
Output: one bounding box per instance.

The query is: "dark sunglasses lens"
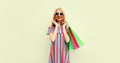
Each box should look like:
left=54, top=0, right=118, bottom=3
left=56, top=13, right=58, bottom=15
left=60, top=13, right=63, bottom=15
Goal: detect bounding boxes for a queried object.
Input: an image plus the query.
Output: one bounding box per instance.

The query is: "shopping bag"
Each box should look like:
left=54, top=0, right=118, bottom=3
left=68, top=26, right=84, bottom=51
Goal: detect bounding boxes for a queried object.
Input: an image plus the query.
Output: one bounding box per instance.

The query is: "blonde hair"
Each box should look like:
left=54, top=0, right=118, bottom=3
left=52, top=8, right=66, bottom=27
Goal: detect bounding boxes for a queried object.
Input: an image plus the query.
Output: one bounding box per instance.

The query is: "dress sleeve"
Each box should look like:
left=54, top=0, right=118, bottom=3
left=46, top=26, right=54, bottom=35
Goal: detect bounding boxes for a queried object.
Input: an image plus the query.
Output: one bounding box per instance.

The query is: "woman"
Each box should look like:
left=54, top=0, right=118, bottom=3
left=47, top=8, right=70, bottom=63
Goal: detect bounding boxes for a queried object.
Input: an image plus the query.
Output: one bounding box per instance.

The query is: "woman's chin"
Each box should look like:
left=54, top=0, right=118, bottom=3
left=57, top=19, right=62, bottom=21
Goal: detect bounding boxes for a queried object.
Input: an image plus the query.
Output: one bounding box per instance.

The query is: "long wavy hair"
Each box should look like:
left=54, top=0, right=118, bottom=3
left=52, top=8, right=66, bottom=27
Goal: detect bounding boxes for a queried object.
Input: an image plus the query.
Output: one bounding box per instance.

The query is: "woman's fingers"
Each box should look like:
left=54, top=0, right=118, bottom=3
left=52, top=20, right=58, bottom=26
left=62, top=22, right=67, bottom=28
left=64, top=23, right=67, bottom=26
left=52, top=20, right=56, bottom=24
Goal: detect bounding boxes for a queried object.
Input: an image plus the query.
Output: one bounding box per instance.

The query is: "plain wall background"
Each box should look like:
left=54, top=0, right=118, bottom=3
left=0, top=0, right=120, bottom=63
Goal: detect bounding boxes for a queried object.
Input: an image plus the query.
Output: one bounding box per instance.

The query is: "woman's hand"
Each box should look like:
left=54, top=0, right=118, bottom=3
left=62, top=21, right=67, bottom=28
left=52, top=20, right=58, bottom=27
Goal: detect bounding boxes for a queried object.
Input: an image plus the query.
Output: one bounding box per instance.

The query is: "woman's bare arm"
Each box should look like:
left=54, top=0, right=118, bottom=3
left=63, top=22, right=70, bottom=43
left=63, top=26, right=70, bottom=43
left=49, top=26, right=58, bottom=42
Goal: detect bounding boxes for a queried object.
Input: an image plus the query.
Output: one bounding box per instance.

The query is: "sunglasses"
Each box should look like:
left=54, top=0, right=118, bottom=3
left=55, top=12, right=64, bottom=15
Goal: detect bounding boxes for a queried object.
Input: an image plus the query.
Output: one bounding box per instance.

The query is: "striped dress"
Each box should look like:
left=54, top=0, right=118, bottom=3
left=47, top=24, right=70, bottom=63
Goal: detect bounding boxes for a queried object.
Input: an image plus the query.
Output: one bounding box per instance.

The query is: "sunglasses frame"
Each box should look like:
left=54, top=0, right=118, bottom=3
left=55, top=12, right=64, bottom=16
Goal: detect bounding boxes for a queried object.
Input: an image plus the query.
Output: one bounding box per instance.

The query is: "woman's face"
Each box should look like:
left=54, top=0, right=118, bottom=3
left=55, top=10, right=64, bottom=23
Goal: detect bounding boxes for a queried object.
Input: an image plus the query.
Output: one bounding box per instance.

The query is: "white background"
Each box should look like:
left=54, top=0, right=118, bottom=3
left=0, top=0, right=120, bottom=63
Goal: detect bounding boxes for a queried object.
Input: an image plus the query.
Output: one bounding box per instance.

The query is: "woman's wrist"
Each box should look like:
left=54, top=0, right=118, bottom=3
left=55, top=25, right=58, bottom=28
left=63, top=27, right=66, bottom=33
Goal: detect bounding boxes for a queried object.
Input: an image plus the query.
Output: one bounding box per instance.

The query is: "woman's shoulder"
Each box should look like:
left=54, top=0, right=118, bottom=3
left=48, top=25, right=55, bottom=30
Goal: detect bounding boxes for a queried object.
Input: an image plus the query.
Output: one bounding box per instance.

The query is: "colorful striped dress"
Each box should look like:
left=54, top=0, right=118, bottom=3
left=47, top=24, right=70, bottom=63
